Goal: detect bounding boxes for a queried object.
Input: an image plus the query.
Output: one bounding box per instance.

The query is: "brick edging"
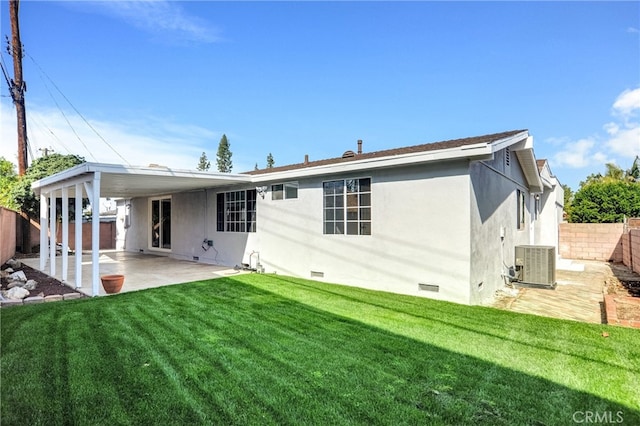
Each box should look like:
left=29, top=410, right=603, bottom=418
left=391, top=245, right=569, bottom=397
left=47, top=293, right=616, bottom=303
left=0, top=292, right=84, bottom=308
left=604, top=294, right=640, bottom=328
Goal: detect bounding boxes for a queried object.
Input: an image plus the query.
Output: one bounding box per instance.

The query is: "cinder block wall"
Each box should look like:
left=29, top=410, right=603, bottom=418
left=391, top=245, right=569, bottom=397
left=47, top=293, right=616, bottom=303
left=559, top=223, right=624, bottom=261
left=631, top=229, right=640, bottom=274
left=0, top=207, right=17, bottom=264
left=622, top=232, right=631, bottom=268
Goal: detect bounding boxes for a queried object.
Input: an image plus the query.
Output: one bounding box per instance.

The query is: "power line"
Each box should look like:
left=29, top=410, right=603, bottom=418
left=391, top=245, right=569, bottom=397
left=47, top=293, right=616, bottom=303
left=26, top=52, right=131, bottom=165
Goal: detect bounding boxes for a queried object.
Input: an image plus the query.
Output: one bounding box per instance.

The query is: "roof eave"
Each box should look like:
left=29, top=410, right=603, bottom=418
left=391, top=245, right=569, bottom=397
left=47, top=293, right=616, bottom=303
left=250, top=144, right=494, bottom=182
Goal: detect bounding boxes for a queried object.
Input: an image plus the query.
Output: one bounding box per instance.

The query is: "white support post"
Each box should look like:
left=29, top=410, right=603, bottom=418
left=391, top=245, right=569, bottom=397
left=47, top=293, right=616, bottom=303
left=61, top=186, right=69, bottom=282
left=91, top=172, right=101, bottom=296
left=49, top=191, right=56, bottom=277
left=39, top=193, right=48, bottom=271
left=75, top=183, right=83, bottom=289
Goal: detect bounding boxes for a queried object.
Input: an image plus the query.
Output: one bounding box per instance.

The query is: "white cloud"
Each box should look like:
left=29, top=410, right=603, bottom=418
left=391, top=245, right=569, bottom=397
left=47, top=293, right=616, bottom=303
left=552, top=138, right=610, bottom=169
left=91, top=1, right=220, bottom=43
left=551, top=87, right=640, bottom=170
left=605, top=126, right=640, bottom=158
left=627, top=27, right=640, bottom=34
left=612, top=88, right=640, bottom=117
left=0, top=101, right=219, bottom=170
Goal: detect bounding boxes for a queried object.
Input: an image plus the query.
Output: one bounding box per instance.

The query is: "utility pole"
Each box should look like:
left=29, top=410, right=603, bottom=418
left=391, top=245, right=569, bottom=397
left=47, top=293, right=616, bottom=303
left=9, top=0, right=28, bottom=175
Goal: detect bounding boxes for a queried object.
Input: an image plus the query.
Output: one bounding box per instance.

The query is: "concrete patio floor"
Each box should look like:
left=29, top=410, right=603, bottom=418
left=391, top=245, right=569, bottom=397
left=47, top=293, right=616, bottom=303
left=21, top=250, right=245, bottom=296
left=493, top=259, right=612, bottom=324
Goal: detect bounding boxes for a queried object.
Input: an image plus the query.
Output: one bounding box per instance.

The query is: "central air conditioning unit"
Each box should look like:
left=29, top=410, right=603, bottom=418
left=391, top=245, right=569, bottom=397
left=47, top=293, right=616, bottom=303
left=514, top=245, right=556, bottom=288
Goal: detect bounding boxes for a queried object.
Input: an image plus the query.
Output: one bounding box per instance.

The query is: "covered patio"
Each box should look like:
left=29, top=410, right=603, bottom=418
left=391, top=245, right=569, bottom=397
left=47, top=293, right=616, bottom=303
left=30, top=163, right=252, bottom=296
left=21, top=250, right=246, bottom=296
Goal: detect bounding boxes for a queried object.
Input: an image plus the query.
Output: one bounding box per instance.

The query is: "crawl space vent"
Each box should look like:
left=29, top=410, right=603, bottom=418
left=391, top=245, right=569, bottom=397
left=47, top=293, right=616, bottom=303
left=419, top=283, right=439, bottom=292
left=310, top=271, right=324, bottom=278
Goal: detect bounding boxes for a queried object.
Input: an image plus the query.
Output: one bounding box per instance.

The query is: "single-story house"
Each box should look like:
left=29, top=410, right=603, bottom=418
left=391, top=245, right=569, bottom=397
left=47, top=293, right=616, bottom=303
left=31, top=129, right=563, bottom=304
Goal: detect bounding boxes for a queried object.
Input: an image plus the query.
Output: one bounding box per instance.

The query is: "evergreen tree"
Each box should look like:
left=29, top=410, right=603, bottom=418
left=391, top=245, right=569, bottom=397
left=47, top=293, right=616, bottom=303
left=254, top=163, right=259, bottom=171
left=216, top=134, right=233, bottom=173
left=266, top=153, right=275, bottom=169
left=197, top=152, right=211, bottom=171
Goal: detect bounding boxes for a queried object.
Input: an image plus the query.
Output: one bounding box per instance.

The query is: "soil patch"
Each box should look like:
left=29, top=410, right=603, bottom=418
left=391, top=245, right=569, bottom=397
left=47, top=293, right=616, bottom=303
left=605, top=262, right=640, bottom=324
left=1, top=262, right=84, bottom=298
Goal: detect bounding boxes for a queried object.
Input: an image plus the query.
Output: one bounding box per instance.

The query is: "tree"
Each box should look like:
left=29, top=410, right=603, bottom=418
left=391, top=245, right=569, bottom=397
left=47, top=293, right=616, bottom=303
left=627, top=156, right=639, bottom=182
left=216, top=134, right=233, bottom=173
left=0, top=157, right=19, bottom=210
left=604, top=163, right=624, bottom=182
left=196, top=152, right=210, bottom=171
left=561, top=184, right=573, bottom=218
left=568, top=180, right=640, bottom=223
left=266, top=153, right=274, bottom=169
left=10, top=153, right=85, bottom=219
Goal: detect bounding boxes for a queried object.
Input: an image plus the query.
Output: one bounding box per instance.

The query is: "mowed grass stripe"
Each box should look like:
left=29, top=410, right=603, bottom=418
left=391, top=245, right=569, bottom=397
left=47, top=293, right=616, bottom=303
left=2, top=274, right=639, bottom=425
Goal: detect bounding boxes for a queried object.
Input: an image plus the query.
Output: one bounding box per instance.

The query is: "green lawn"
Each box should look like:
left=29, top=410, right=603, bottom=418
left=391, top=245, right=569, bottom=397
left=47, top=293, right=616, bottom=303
left=1, top=274, right=639, bottom=425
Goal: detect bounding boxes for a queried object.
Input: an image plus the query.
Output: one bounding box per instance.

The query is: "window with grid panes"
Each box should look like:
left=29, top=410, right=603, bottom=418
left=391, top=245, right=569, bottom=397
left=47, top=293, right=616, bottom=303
left=216, top=189, right=257, bottom=233
left=323, top=178, right=371, bottom=235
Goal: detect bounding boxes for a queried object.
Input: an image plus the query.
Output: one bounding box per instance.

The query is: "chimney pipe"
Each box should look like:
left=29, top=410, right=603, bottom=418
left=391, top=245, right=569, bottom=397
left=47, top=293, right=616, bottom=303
left=357, top=139, right=363, bottom=155
left=304, top=154, right=309, bottom=165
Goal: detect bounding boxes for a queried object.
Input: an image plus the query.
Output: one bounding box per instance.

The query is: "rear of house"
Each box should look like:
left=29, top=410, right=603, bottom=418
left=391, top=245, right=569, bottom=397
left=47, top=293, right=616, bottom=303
left=113, top=129, right=562, bottom=305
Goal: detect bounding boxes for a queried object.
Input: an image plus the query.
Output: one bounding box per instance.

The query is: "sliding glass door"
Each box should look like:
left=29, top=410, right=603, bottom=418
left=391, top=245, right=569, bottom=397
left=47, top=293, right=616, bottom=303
left=150, top=196, right=171, bottom=250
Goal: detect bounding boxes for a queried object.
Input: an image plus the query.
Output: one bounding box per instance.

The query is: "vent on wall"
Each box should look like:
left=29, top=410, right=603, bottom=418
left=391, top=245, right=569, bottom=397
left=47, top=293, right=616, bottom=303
left=310, top=271, right=324, bottom=278
left=515, top=245, right=556, bottom=287
left=418, top=283, right=440, bottom=292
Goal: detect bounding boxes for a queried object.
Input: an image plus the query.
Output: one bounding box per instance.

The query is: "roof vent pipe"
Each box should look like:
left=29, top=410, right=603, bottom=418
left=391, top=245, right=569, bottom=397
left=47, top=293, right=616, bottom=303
left=304, top=154, right=309, bottom=165
left=357, top=139, right=363, bottom=154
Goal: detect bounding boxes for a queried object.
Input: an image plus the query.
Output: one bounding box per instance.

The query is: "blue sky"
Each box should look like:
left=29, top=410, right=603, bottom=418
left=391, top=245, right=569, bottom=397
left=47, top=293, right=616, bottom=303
left=1, top=1, right=639, bottom=191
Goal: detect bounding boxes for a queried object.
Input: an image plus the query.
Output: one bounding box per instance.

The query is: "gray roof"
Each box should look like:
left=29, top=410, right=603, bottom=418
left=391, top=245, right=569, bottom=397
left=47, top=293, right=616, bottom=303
left=246, top=129, right=527, bottom=175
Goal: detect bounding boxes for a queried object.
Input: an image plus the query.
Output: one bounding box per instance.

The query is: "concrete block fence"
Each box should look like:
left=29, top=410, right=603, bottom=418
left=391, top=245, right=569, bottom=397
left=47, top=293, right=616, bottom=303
left=559, top=223, right=624, bottom=262
left=559, top=222, right=640, bottom=274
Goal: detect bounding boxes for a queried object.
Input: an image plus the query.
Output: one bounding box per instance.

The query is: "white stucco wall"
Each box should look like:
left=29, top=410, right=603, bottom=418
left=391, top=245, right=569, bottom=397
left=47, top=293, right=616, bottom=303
left=469, top=149, right=532, bottom=305
left=115, top=150, right=552, bottom=306
left=256, top=161, right=473, bottom=304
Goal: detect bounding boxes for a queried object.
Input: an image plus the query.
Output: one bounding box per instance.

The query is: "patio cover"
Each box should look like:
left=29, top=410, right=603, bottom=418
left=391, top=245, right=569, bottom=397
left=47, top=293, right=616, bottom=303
left=30, top=163, right=252, bottom=296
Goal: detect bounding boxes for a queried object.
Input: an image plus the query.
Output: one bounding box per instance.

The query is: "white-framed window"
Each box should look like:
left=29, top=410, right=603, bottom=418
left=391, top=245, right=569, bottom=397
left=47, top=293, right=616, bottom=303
left=272, top=182, right=298, bottom=200
left=517, top=189, right=526, bottom=230
left=216, top=189, right=257, bottom=233
left=323, top=178, right=371, bottom=235
left=149, top=196, right=171, bottom=250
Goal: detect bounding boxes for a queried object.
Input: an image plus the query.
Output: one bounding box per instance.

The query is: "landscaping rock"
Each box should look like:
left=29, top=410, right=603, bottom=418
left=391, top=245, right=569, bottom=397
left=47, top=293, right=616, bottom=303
left=8, top=270, right=27, bottom=282
left=6, top=259, right=22, bottom=269
left=5, top=287, right=30, bottom=300
left=7, top=281, right=25, bottom=289
left=23, top=280, right=38, bottom=291
left=1, top=269, right=12, bottom=278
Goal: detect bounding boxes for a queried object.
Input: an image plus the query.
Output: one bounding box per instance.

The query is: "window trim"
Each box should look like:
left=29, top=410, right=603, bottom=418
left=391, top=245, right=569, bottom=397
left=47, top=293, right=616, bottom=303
left=323, top=177, right=371, bottom=236
left=217, top=189, right=257, bottom=233
left=148, top=195, right=172, bottom=252
left=516, top=189, right=526, bottom=230
left=271, top=181, right=299, bottom=200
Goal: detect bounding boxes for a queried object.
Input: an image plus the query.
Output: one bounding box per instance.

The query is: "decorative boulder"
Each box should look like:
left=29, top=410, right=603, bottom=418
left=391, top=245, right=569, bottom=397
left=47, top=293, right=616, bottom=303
left=8, top=271, right=27, bottom=282
left=6, top=259, right=22, bottom=269
left=23, top=280, right=38, bottom=291
left=7, top=281, right=25, bottom=289
left=6, top=286, right=30, bottom=300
